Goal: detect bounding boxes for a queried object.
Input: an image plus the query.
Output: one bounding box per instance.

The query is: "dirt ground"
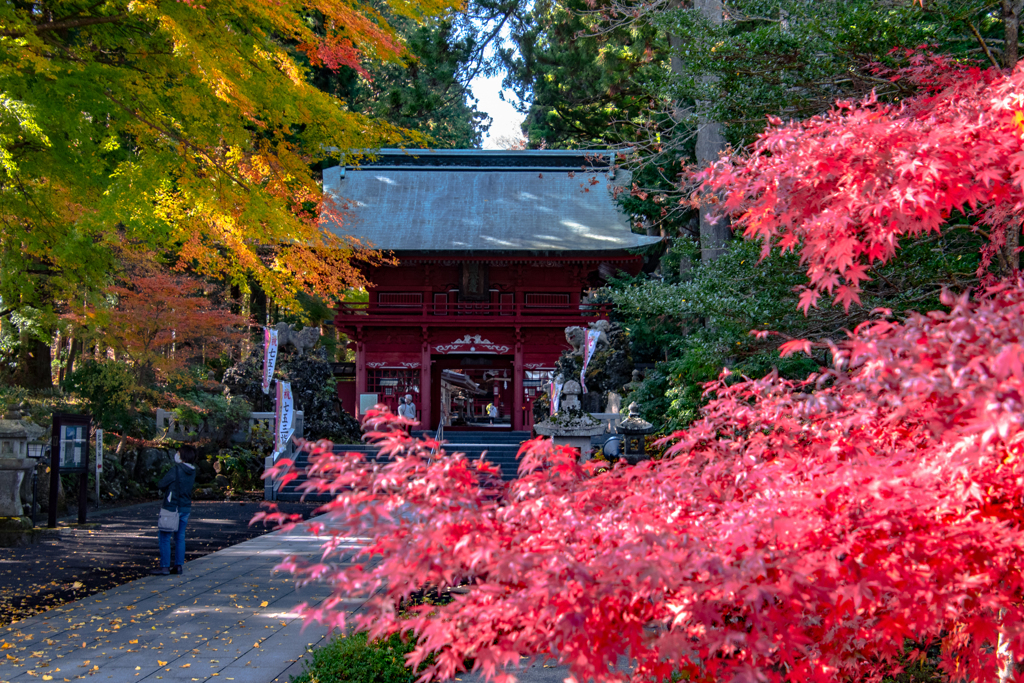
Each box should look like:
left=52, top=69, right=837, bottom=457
left=0, top=499, right=320, bottom=627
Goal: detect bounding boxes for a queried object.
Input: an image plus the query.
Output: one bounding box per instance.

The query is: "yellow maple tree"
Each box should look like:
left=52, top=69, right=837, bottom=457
left=0, top=0, right=453, bottom=324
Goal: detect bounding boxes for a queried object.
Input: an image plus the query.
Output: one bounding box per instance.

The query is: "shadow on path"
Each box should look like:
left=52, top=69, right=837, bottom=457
left=0, top=501, right=320, bottom=627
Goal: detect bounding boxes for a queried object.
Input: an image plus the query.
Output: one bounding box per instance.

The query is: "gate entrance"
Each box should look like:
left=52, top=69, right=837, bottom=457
left=432, top=354, right=514, bottom=430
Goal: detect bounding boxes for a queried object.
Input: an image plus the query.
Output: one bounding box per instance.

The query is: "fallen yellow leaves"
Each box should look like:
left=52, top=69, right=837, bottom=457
left=157, top=660, right=167, bottom=666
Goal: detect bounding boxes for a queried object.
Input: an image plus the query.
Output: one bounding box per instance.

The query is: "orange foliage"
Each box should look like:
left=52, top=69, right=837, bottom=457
left=72, top=273, right=248, bottom=380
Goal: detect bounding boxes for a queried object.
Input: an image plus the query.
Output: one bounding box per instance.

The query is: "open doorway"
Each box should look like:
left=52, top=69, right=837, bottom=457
left=432, top=354, right=513, bottom=430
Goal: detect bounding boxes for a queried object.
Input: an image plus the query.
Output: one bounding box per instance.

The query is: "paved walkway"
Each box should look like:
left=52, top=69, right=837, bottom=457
left=0, top=515, right=576, bottom=683
left=0, top=522, right=362, bottom=683
left=0, top=501, right=319, bottom=628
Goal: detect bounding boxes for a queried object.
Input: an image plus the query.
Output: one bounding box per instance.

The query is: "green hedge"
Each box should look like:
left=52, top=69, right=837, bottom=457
left=291, top=632, right=424, bottom=683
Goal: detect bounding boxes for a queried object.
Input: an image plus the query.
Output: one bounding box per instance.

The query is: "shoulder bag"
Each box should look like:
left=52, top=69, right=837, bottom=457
left=157, top=465, right=180, bottom=532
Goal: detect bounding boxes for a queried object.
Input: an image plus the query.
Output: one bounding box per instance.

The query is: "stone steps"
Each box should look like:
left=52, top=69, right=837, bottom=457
left=273, top=432, right=530, bottom=502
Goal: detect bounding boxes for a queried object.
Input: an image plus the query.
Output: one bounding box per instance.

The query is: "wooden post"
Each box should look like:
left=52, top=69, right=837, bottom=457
left=513, top=329, right=524, bottom=431
left=420, top=329, right=431, bottom=432
left=354, top=329, right=366, bottom=417
left=47, top=429, right=59, bottom=529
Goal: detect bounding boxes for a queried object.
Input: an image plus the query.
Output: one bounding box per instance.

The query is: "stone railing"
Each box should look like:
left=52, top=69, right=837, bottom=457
left=249, top=412, right=304, bottom=501
left=245, top=411, right=304, bottom=445
left=153, top=409, right=304, bottom=445
left=589, top=412, right=623, bottom=434
left=153, top=409, right=231, bottom=442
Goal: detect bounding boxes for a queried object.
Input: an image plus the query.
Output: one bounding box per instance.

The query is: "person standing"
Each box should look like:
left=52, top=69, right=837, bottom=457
left=403, top=394, right=417, bottom=422
left=488, top=402, right=498, bottom=425
left=151, top=445, right=198, bottom=576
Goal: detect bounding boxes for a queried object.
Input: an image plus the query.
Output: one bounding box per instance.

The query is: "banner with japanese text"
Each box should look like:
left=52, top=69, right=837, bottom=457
left=263, top=327, right=279, bottom=394
left=275, top=381, right=294, bottom=454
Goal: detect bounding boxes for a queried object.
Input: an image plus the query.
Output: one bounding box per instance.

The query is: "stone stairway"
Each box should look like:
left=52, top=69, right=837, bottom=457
left=424, top=430, right=533, bottom=483
left=273, top=430, right=532, bottom=503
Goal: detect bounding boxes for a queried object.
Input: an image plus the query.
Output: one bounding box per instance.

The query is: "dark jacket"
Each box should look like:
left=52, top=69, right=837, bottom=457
left=159, top=462, right=197, bottom=512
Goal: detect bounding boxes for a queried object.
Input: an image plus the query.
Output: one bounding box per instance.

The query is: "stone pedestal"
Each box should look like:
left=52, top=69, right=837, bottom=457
left=534, top=379, right=607, bottom=460
left=0, top=458, right=34, bottom=516
left=0, top=457, right=37, bottom=545
left=549, top=435, right=602, bottom=460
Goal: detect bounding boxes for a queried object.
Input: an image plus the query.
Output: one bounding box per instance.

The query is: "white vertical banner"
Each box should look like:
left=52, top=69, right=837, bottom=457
left=94, top=428, right=104, bottom=504
left=580, top=329, right=602, bottom=394
left=263, top=327, right=279, bottom=394
left=275, top=381, right=294, bottom=453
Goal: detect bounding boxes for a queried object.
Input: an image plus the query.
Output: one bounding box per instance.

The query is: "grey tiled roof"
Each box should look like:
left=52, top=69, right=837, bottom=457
left=321, top=149, right=661, bottom=253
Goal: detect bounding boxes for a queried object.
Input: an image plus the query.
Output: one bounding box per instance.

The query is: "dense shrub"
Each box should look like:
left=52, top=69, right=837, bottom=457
left=169, top=391, right=250, bottom=442
left=290, top=632, right=422, bottom=683
left=63, top=359, right=144, bottom=435
left=216, top=423, right=273, bottom=491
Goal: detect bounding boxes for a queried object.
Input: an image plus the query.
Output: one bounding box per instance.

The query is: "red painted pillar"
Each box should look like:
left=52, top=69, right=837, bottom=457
left=420, top=337, right=431, bottom=431
left=513, top=331, right=524, bottom=431
left=355, top=331, right=366, bottom=417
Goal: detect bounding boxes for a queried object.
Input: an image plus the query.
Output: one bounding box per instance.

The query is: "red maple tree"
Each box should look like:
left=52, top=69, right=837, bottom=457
left=72, top=273, right=247, bottom=380
left=260, top=59, right=1024, bottom=682
left=698, top=52, right=1024, bottom=313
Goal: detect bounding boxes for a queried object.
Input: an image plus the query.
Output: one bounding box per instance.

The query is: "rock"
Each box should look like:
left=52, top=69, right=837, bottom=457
left=196, top=458, right=215, bottom=484
left=137, top=448, right=173, bottom=480
left=0, top=516, right=37, bottom=547
left=215, top=474, right=229, bottom=488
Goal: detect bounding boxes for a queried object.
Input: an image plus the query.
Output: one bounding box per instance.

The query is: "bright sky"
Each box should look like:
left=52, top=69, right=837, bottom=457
left=472, top=73, right=527, bottom=149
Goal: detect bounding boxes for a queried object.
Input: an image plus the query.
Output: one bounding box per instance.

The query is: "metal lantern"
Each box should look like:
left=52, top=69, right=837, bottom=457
left=618, top=402, right=654, bottom=465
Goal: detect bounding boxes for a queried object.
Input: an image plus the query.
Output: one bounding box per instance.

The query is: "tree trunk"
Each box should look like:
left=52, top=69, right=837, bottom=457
left=1003, top=1, right=1022, bottom=271
left=239, top=281, right=253, bottom=360
left=66, top=337, right=81, bottom=380
left=1004, top=1, right=1020, bottom=69
left=694, top=0, right=730, bottom=262
left=15, top=334, right=53, bottom=389
left=57, top=332, right=65, bottom=384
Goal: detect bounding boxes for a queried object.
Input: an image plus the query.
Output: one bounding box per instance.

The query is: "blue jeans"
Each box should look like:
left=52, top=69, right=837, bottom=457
left=158, top=509, right=190, bottom=568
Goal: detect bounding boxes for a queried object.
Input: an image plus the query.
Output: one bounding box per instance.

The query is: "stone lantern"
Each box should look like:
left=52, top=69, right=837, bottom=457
left=0, top=405, right=44, bottom=538
left=618, top=402, right=654, bottom=465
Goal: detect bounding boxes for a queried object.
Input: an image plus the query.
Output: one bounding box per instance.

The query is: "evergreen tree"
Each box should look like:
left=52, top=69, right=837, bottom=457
left=504, top=0, right=669, bottom=148
left=307, top=16, right=493, bottom=148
